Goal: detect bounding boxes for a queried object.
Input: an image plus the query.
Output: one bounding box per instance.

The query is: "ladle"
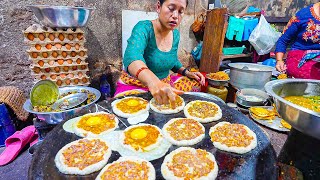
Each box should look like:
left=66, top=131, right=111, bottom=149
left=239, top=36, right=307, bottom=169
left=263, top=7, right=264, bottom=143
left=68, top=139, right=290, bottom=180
left=51, top=92, right=87, bottom=110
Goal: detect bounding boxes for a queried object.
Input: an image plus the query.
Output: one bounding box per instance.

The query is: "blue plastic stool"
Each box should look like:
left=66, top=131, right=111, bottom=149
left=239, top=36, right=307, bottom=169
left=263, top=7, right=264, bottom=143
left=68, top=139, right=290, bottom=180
left=0, top=103, right=16, bottom=147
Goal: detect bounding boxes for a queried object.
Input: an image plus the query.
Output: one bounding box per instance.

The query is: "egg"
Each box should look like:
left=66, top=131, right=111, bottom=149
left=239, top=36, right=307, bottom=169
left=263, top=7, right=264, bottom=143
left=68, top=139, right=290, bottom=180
left=67, top=59, right=73, bottom=64
left=54, top=67, right=60, bottom=73
left=127, top=99, right=139, bottom=107
left=57, top=59, right=64, bottom=65
left=56, top=80, right=62, bottom=86
left=72, top=66, right=78, bottom=70
left=78, top=72, right=83, bottom=77
left=48, top=33, right=55, bottom=41
left=40, top=75, right=46, bottom=80
left=61, top=51, right=67, bottom=58
left=27, top=33, right=34, bottom=41
left=71, top=51, right=76, bottom=57
left=48, top=60, right=55, bottom=66
left=38, top=33, right=45, bottom=41
left=63, top=66, right=69, bottom=72
left=55, top=43, right=62, bottom=49
left=60, top=73, right=66, bottom=78
left=77, top=33, right=83, bottom=40
left=73, top=78, right=79, bottom=84
left=67, top=34, right=74, bottom=40
left=31, top=52, right=38, bottom=58
left=50, top=74, right=57, bottom=80
left=42, top=52, right=48, bottom=58
left=35, top=44, right=41, bottom=50
left=33, top=67, right=41, bottom=73
left=75, top=43, right=80, bottom=50
left=79, top=51, right=85, bottom=57
left=52, top=51, right=58, bottom=58
left=45, top=44, right=52, bottom=50
left=86, top=117, right=101, bottom=126
left=58, top=33, right=65, bottom=41
left=65, top=44, right=71, bottom=50
left=38, top=60, right=44, bottom=67
left=65, top=79, right=71, bottom=85
left=130, top=128, right=148, bottom=139
left=80, top=65, right=86, bottom=70
left=82, top=77, right=88, bottom=83
left=44, top=68, right=50, bottom=73
left=76, top=58, right=81, bottom=64
left=68, top=73, right=74, bottom=78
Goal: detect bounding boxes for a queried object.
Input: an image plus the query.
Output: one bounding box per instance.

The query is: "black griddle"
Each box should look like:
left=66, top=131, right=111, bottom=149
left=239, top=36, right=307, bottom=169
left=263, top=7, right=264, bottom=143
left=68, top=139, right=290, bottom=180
left=29, top=93, right=277, bottom=180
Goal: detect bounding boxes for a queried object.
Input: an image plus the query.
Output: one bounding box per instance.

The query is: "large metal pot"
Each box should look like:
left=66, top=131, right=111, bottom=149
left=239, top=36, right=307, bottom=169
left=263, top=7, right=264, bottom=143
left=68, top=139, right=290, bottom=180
left=265, top=79, right=320, bottom=139
left=228, top=63, right=274, bottom=90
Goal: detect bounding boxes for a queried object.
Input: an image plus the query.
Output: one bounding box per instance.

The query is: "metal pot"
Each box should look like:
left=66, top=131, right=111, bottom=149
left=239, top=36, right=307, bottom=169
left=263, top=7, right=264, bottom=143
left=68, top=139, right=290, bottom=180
left=228, top=63, right=274, bottom=90
left=236, top=88, right=270, bottom=107
left=265, top=79, right=320, bottom=139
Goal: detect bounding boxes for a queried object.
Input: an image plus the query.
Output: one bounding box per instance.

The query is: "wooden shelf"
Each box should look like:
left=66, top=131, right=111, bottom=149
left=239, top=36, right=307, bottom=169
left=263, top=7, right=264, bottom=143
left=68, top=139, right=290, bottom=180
left=222, top=53, right=252, bottom=59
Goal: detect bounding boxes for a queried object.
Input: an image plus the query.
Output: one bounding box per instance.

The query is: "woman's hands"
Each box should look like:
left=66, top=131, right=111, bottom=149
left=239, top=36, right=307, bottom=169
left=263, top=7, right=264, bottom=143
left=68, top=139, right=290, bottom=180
left=275, top=60, right=287, bottom=73
left=147, top=80, right=183, bottom=108
left=186, top=71, right=205, bottom=86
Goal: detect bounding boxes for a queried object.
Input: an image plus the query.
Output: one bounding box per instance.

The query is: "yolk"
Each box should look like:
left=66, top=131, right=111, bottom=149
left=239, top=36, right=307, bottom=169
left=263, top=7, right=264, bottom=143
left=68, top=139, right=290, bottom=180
left=86, top=117, right=101, bottom=126
left=130, top=128, right=147, bottom=139
left=127, top=99, right=139, bottom=107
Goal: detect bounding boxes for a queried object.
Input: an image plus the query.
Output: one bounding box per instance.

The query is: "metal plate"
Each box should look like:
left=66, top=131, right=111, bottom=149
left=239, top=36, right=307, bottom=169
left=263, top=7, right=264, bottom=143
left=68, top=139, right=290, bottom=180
left=249, top=106, right=290, bottom=132
left=29, top=92, right=277, bottom=180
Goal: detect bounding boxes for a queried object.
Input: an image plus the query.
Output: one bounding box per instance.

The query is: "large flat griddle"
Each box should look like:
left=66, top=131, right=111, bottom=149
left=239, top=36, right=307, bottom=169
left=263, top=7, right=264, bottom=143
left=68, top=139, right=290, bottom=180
left=29, top=92, right=277, bottom=180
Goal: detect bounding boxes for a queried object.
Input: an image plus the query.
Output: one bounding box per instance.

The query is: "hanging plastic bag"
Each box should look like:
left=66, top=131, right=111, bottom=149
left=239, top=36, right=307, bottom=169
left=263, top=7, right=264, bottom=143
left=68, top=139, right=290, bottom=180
left=249, top=15, right=281, bottom=55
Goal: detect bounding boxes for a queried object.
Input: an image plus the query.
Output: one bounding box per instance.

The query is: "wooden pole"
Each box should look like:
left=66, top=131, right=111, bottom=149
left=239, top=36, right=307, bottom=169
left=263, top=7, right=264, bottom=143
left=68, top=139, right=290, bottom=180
left=200, top=8, right=228, bottom=73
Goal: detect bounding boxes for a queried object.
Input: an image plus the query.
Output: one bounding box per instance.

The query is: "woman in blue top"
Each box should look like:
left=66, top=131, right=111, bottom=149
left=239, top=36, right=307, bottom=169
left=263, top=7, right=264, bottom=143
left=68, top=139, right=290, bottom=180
left=115, top=0, right=205, bottom=104
left=275, top=2, right=320, bottom=79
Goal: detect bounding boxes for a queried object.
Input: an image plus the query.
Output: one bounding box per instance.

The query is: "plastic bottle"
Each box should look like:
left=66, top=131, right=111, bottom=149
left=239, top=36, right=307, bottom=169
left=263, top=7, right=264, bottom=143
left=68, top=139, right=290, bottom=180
left=100, top=74, right=111, bottom=100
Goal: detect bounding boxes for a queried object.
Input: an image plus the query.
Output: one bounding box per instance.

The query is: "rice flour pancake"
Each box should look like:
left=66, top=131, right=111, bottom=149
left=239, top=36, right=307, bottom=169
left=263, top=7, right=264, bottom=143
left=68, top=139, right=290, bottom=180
left=73, top=112, right=119, bottom=137
left=149, top=95, right=185, bottom=114
left=184, top=100, right=222, bottom=123
left=162, top=118, right=205, bottom=146
left=54, top=138, right=111, bottom=175
left=209, top=121, right=257, bottom=154
left=161, top=147, right=218, bottom=180
left=120, top=123, right=163, bottom=152
left=95, top=156, right=155, bottom=180
left=112, top=96, right=149, bottom=118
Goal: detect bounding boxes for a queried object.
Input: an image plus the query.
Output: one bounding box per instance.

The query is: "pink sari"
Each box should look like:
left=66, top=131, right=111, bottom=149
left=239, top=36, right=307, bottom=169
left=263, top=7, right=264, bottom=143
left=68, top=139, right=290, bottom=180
left=286, top=50, right=320, bottom=79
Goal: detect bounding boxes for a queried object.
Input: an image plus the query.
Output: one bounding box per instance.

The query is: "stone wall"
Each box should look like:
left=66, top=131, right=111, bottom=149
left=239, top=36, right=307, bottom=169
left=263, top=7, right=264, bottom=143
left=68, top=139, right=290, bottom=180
left=0, top=0, right=208, bottom=96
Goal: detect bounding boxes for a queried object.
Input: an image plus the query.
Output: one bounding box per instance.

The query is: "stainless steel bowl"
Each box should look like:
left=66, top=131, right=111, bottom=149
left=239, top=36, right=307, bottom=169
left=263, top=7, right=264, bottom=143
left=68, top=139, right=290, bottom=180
left=236, top=88, right=269, bottom=107
left=23, top=86, right=101, bottom=124
left=265, top=79, right=320, bottom=139
left=28, top=5, right=94, bottom=27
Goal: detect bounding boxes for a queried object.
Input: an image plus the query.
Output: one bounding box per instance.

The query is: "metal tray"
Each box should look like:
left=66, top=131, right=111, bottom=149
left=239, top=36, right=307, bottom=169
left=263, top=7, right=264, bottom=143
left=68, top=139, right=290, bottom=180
left=249, top=106, right=290, bottom=132
left=29, top=92, right=277, bottom=180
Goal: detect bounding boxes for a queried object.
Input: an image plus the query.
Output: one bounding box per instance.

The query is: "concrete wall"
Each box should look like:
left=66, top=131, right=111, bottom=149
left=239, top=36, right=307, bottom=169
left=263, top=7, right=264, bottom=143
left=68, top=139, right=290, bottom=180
left=0, top=0, right=208, bottom=96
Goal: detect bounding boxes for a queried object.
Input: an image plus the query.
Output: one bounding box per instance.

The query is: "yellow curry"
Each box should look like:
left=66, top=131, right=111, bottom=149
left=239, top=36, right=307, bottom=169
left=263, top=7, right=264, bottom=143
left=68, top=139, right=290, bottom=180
left=284, top=96, right=320, bottom=113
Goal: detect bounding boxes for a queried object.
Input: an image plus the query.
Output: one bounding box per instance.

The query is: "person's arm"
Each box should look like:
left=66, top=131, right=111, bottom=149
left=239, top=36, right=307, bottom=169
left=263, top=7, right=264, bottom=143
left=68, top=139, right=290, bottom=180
left=176, top=67, right=205, bottom=85
left=275, top=16, right=300, bottom=72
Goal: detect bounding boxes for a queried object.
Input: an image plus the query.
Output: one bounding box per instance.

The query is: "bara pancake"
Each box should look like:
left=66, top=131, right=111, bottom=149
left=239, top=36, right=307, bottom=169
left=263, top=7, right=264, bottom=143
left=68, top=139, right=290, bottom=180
left=95, top=156, right=156, bottom=180
left=112, top=97, right=149, bottom=118
left=73, top=112, right=119, bottom=137
left=161, top=147, right=218, bottom=180
left=184, top=100, right=222, bottom=123
left=120, top=123, right=163, bottom=152
left=162, top=118, right=205, bottom=146
left=149, top=95, right=185, bottom=114
left=54, top=138, right=111, bottom=175
left=209, top=121, right=257, bottom=154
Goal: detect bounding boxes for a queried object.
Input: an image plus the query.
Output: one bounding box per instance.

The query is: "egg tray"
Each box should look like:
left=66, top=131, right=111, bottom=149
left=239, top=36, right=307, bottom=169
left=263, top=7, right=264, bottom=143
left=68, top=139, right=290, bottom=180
left=29, top=42, right=85, bottom=52
left=34, top=76, right=90, bottom=87
left=27, top=50, right=87, bottom=60
left=33, top=71, right=90, bottom=81
left=31, top=64, right=89, bottom=74
left=24, top=24, right=85, bottom=44
left=31, top=57, right=87, bottom=67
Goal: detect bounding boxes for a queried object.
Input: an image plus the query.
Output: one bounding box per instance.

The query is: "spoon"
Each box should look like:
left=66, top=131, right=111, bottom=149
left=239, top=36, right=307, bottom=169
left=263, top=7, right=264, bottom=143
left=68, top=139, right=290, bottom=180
left=51, top=92, right=87, bottom=110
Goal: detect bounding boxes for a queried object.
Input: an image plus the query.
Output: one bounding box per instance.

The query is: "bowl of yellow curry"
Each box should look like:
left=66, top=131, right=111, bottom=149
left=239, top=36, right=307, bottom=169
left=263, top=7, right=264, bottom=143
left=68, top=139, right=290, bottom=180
left=265, top=79, right=320, bottom=139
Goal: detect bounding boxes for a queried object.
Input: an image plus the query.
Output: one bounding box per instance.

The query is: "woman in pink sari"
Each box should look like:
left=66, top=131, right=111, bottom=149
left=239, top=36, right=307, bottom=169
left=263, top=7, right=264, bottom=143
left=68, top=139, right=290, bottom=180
left=275, top=2, right=320, bottom=79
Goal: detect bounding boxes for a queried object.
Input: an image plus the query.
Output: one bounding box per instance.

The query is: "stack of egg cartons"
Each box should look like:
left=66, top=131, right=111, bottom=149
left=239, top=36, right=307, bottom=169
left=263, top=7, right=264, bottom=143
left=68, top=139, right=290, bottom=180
left=23, top=24, right=90, bottom=86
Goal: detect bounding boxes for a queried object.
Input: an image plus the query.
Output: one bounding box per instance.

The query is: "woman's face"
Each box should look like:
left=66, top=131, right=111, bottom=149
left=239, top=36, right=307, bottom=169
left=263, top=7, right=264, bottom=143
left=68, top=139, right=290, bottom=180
left=157, top=0, right=187, bottom=30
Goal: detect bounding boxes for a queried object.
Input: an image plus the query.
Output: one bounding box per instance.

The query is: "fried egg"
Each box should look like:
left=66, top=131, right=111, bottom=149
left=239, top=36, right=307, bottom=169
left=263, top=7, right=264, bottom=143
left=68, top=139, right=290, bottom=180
left=112, top=97, right=150, bottom=118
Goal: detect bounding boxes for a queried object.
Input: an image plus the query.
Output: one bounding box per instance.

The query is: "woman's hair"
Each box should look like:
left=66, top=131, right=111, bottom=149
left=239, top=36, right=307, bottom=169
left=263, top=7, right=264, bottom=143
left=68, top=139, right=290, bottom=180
left=159, top=0, right=188, bottom=7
